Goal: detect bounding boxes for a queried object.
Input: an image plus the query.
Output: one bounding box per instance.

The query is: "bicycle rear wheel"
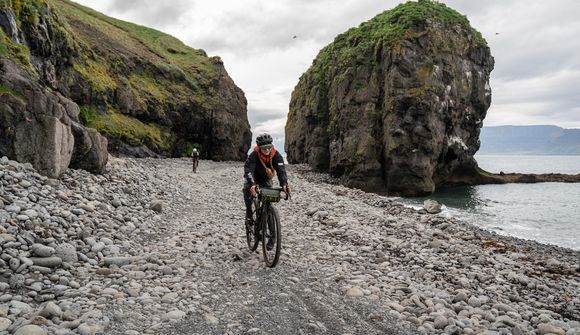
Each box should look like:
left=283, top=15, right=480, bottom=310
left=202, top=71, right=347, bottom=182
left=245, top=202, right=259, bottom=252
left=262, top=205, right=281, bottom=267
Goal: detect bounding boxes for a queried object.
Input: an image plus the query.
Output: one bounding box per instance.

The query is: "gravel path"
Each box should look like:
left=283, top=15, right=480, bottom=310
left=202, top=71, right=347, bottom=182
left=1, top=157, right=578, bottom=335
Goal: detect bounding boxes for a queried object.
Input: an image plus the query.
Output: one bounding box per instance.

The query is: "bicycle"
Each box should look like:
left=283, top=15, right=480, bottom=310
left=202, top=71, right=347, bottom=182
left=192, top=158, right=199, bottom=173
left=245, top=186, right=290, bottom=267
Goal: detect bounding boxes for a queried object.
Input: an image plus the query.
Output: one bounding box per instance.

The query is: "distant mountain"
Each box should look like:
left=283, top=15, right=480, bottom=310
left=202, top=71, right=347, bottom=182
left=479, top=126, right=580, bottom=155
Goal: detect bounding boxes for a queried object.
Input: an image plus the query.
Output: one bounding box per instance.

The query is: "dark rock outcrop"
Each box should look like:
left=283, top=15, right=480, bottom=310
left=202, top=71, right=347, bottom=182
left=285, top=1, right=494, bottom=196
left=1, top=58, right=107, bottom=177
left=1, top=0, right=251, bottom=178
left=52, top=0, right=251, bottom=160
left=444, top=169, right=580, bottom=187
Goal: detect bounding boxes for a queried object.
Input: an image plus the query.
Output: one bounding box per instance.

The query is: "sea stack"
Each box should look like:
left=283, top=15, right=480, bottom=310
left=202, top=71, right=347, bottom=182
left=285, top=0, right=494, bottom=196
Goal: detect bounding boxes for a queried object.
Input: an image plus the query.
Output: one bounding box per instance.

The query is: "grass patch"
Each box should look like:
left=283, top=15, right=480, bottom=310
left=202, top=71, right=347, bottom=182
left=78, top=105, right=97, bottom=125
left=87, top=109, right=175, bottom=151
left=0, top=29, right=32, bottom=68
left=53, top=0, right=219, bottom=89
left=73, top=59, right=117, bottom=93
left=0, top=83, right=26, bottom=104
left=51, top=0, right=222, bottom=110
left=4, top=0, right=45, bottom=25
left=0, top=37, right=8, bottom=56
left=477, top=166, right=493, bottom=177
left=304, top=0, right=488, bottom=118
left=128, top=74, right=168, bottom=104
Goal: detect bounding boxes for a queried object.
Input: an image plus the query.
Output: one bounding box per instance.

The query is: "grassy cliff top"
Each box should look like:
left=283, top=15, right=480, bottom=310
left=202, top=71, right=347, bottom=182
left=1, top=0, right=233, bottom=154
left=52, top=0, right=215, bottom=73
left=307, top=0, right=487, bottom=82
left=52, top=0, right=220, bottom=91
left=1, top=0, right=222, bottom=96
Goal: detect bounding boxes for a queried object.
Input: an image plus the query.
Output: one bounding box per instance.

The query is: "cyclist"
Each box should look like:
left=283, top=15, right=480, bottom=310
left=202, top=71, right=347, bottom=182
left=191, top=148, right=200, bottom=172
left=243, top=133, right=290, bottom=224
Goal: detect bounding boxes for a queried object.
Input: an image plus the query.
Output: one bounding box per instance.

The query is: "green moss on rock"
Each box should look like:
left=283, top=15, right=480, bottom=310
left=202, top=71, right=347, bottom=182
left=49, top=0, right=223, bottom=113
left=308, top=0, right=487, bottom=117
left=0, top=29, right=32, bottom=69
left=87, top=109, right=175, bottom=152
left=73, top=59, right=117, bottom=93
left=78, top=105, right=97, bottom=125
left=0, top=83, right=27, bottom=104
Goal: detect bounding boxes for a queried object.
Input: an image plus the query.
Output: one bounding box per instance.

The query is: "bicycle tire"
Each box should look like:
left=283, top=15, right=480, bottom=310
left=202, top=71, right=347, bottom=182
left=262, top=205, right=281, bottom=267
left=245, top=202, right=259, bottom=252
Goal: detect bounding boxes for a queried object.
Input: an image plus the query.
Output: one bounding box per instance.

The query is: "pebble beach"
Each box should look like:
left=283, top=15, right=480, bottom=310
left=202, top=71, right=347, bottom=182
left=0, top=157, right=578, bottom=334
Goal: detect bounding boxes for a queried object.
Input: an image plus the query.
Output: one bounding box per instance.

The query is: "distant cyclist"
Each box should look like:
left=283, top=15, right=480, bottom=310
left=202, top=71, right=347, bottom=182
left=191, top=148, right=200, bottom=172
left=243, top=133, right=290, bottom=223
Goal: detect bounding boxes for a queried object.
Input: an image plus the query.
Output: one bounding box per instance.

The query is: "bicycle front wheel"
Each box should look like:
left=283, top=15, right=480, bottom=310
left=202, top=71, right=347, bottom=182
left=262, top=205, right=281, bottom=267
left=246, top=202, right=259, bottom=252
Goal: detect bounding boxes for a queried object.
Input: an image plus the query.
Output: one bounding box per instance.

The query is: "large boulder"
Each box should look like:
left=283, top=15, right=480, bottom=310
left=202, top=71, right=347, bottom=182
left=0, top=59, right=108, bottom=177
left=69, top=123, right=108, bottom=173
left=14, top=114, right=74, bottom=178
left=285, top=0, right=494, bottom=196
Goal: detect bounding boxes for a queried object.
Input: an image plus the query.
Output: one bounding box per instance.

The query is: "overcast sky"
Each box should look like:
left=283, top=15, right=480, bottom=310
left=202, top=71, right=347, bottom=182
left=72, top=0, right=580, bottom=148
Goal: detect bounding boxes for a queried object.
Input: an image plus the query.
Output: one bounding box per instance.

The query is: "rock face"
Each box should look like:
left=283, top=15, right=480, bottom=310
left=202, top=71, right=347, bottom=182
left=0, top=0, right=250, bottom=177
left=1, top=59, right=107, bottom=177
left=285, top=1, right=494, bottom=196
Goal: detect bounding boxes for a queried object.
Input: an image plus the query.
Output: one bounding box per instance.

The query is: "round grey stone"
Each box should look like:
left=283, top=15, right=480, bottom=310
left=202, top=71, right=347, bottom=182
left=19, top=180, right=32, bottom=188
left=14, top=325, right=47, bottom=335
left=346, top=287, right=364, bottom=297
left=423, top=199, right=442, bottom=214
left=31, top=256, right=62, bottom=268
left=10, top=274, right=25, bottom=289
left=149, top=200, right=164, bottom=212
left=32, top=244, right=55, bottom=257
left=0, top=317, right=12, bottom=332
left=55, top=243, right=78, bottom=263
left=537, top=323, right=565, bottom=335
left=434, top=315, right=448, bottom=329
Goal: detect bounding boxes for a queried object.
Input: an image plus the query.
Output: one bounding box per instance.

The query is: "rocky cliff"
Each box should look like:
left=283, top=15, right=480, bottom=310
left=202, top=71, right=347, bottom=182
left=285, top=0, right=494, bottom=196
left=1, top=0, right=251, bottom=178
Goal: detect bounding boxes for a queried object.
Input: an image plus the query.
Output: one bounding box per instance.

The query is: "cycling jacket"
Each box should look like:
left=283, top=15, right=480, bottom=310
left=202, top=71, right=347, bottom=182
left=244, top=146, right=288, bottom=186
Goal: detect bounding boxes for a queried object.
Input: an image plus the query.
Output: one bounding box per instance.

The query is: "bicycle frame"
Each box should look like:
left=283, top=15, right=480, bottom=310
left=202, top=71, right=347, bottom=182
left=247, top=186, right=289, bottom=267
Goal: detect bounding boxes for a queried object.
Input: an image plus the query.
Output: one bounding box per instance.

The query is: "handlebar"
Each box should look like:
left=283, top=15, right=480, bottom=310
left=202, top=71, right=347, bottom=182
left=252, top=186, right=291, bottom=201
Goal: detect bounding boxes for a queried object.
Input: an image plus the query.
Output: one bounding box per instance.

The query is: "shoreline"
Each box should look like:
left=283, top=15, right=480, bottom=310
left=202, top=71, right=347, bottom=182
left=402, top=195, right=580, bottom=252
left=1, top=157, right=578, bottom=334
left=291, top=163, right=580, bottom=251
left=295, top=163, right=580, bottom=256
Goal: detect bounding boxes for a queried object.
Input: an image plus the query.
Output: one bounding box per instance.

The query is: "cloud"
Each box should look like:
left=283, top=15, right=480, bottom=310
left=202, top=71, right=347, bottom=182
left=81, top=0, right=193, bottom=28
left=487, top=70, right=580, bottom=127
left=71, top=0, right=580, bottom=129
left=252, top=117, right=287, bottom=140
left=247, top=107, right=287, bottom=126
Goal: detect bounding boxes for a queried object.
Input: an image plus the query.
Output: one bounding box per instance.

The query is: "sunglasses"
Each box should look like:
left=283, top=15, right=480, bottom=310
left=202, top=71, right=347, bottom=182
left=260, top=144, right=273, bottom=151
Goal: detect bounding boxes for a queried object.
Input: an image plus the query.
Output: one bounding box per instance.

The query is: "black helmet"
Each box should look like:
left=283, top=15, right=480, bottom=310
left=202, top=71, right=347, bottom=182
left=256, top=133, right=273, bottom=146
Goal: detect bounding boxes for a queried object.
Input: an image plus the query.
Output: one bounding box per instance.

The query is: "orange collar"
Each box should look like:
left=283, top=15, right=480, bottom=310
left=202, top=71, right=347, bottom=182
left=254, top=145, right=277, bottom=165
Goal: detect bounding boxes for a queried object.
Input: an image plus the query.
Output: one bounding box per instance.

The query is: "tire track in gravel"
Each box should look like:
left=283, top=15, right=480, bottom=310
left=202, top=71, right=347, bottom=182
left=105, top=159, right=417, bottom=335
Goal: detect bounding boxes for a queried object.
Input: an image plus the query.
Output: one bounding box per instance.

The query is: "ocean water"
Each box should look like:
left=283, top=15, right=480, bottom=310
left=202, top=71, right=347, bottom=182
left=404, top=155, right=580, bottom=250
